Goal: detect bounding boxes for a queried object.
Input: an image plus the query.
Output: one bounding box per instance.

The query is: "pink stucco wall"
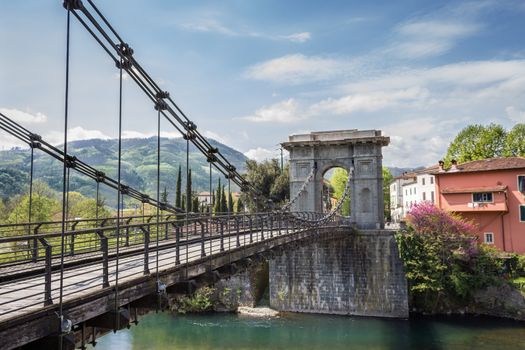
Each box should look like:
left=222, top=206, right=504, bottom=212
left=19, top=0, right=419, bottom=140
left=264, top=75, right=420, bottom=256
left=435, top=169, right=525, bottom=253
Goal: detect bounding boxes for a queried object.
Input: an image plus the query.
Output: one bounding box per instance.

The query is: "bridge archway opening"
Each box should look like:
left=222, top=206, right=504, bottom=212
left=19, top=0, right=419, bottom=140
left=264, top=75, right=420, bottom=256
left=321, top=166, right=351, bottom=216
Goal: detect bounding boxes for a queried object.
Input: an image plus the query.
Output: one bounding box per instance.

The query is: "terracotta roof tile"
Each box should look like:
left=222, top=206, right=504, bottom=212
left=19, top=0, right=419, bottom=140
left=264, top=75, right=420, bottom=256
left=432, top=157, right=525, bottom=174
left=441, top=185, right=507, bottom=194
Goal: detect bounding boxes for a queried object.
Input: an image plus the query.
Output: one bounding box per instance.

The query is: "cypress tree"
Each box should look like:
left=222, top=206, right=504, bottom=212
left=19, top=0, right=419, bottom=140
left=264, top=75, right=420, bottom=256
left=192, top=196, right=199, bottom=213
left=228, top=190, right=234, bottom=213
left=186, top=168, right=192, bottom=211
left=175, top=165, right=182, bottom=209
left=214, top=178, right=222, bottom=214
left=161, top=186, right=168, bottom=203
left=220, top=185, right=228, bottom=213
left=236, top=197, right=244, bottom=213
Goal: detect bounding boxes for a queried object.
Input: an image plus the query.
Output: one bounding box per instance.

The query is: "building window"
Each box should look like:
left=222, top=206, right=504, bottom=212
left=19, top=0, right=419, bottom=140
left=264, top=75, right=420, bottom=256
left=405, top=189, right=408, bottom=196
left=431, top=191, right=435, bottom=203
left=422, top=192, right=426, bottom=201
left=520, top=205, right=525, bottom=222
left=422, top=178, right=426, bottom=186
left=430, top=177, right=434, bottom=184
left=473, top=192, right=493, bottom=203
left=518, top=175, right=525, bottom=193
left=484, top=232, right=494, bottom=244
left=414, top=188, right=416, bottom=194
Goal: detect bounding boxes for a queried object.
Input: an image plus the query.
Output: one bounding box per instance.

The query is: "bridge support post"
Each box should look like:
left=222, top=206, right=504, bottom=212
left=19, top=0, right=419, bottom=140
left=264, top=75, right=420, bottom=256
left=96, top=230, right=110, bottom=288
left=249, top=216, right=253, bottom=243
left=220, top=221, right=224, bottom=252
left=200, top=221, right=206, bottom=258
left=175, top=225, right=180, bottom=265
left=235, top=217, right=240, bottom=248
left=260, top=215, right=265, bottom=241
left=38, top=238, right=53, bottom=306
left=269, top=216, right=273, bottom=238
left=143, top=227, right=150, bottom=275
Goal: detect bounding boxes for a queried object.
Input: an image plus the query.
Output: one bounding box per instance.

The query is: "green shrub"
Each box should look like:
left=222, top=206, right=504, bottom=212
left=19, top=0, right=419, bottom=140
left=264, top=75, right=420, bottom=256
left=174, top=287, right=215, bottom=314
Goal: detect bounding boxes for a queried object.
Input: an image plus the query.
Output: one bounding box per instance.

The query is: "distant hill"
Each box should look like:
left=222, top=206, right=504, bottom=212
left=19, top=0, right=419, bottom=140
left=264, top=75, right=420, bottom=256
left=386, top=166, right=420, bottom=178
left=0, top=137, right=248, bottom=207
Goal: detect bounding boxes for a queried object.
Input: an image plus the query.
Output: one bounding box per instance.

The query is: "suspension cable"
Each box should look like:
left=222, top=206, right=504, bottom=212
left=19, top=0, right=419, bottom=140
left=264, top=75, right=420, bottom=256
left=114, top=52, right=124, bottom=329
left=58, top=5, right=72, bottom=348
left=155, top=102, right=161, bottom=298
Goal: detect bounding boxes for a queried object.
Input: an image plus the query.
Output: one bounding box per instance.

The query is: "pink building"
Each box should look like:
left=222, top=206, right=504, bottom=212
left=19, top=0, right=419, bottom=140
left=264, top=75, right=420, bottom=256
left=433, top=157, right=525, bottom=253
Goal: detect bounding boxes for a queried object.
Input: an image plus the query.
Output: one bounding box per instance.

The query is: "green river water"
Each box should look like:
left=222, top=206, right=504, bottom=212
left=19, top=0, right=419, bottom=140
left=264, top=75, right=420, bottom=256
left=88, top=311, right=525, bottom=350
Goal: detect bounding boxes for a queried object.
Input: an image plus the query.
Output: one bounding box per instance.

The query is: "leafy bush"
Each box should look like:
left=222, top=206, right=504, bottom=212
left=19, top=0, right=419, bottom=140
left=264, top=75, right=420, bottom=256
left=396, top=202, right=506, bottom=312
left=174, top=287, right=215, bottom=314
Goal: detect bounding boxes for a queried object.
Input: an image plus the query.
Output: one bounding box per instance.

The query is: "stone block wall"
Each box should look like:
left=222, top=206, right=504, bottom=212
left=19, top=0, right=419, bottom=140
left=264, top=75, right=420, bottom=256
left=269, top=230, right=408, bottom=318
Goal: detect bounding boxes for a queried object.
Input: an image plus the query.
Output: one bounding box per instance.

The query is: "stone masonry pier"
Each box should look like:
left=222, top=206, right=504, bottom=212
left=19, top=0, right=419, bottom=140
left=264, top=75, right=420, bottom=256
left=269, top=229, right=408, bottom=318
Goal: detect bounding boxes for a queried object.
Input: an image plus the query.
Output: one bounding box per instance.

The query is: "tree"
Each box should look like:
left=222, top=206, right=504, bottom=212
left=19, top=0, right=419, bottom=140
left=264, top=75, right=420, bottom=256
left=6, top=182, right=60, bottom=224
left=330, top=168, right=350, bottom=216
left=444, top=124, right=506, bottom=164
left=175, top=165, right=182, bottom=209
left=228, top=190, right=234, bottom=213
left=504, top=123, right=525, bottom=157
left=0, top=168, right=27, bottom=202
left=192, top=195, right=199, bottom=213
left=161, top=186, right=169, bottom=204
left=214, top=178, right=222, bottom=214
left=382, top=167, right=393, bottom=221
left=239, top=159, right=289, bottom=212
left=186, top=168, right=192, bottom=211
left=236, top=197, right=244, bottom=213
left=220, top=186, right=228, bottom=214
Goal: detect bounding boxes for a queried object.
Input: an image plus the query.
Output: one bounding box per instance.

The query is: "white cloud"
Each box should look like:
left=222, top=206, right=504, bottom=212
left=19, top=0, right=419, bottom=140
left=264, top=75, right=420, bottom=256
left=506, top=106, right=525, bottom=123
left=241, top=98, right=302, bottom=123
left=121, top=130, right=182, bottom=139
left=244, top=147, right=279, bottom=161
left=178, top=19, right=310, bottom=43
left=46, top=127, right=111, bottom=144
left=179, top=19, right=237, bottom=36
left=310, top=87, right=429, bottom=115
left=245, top=54, right=354, bottom=84
left=281, top=32, right=311, bottom=43
left=202, top=130, right=228, bottom=144
left=0, top=108, right=48, bottom=124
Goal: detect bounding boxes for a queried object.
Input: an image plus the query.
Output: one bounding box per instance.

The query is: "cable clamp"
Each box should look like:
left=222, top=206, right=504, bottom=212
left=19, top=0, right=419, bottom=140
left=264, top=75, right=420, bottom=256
left=63, top=0, right=83, bottom=10
left=155, top=91, right=170, bottom=99
left=65, top=155, right=77, bottom=168
left=117, top=43, right=134, bottom=58
left=116, top=59, right=132, bottom=70
left=154, top=100, right=168, bottom=111
left=119, top=184, right=130, bottom=194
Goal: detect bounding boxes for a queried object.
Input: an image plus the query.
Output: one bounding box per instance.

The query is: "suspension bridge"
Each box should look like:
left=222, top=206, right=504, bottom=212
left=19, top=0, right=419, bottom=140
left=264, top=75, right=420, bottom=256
left=0, top=1, right=403, bottom=349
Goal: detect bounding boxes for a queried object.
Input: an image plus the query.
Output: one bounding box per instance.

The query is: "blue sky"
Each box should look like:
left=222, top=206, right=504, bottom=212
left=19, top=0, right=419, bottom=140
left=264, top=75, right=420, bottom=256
left=1, top=0, right=524, bottom=167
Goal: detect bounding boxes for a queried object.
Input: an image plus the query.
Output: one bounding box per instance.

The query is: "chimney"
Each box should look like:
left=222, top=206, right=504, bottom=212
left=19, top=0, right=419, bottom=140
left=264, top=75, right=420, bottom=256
left=449, top=159, right=458, bottom=172
left=438, top=160, right=445, bottom=172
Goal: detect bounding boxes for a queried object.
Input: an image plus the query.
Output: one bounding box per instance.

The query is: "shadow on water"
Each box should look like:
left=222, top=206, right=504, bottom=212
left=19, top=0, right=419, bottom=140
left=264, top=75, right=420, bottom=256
left=89, top=311, right=525, bottom=350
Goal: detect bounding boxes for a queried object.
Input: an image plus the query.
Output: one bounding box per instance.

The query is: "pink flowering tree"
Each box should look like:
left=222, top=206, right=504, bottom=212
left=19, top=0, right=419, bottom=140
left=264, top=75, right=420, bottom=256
left=407, top=201, right=478, bottom=237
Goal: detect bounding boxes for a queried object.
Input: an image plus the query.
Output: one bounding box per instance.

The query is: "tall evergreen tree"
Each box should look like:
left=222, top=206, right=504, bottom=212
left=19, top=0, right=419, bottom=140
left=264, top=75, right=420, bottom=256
left=186, top=168, right=192, bottom=212
left=161, top=186, right=168, bottom=203
left=175, top=165, right=182, bottom=209
left=220, top=185, right=228, bottom=213
left=192, top=196, right=200, bottom=213
left=228, top=190, right=234, bottom=213
left=236, top=197, right=244, bottom=213
left=214, top=178, right=222, bottom=214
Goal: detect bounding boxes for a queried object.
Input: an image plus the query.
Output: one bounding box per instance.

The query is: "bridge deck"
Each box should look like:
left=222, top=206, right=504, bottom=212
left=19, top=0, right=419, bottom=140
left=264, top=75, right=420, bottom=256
left=0, top=228, right=275, bottom=324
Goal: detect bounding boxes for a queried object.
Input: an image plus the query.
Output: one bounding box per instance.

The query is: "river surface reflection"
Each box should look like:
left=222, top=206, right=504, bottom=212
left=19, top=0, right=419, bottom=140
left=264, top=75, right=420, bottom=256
left=89, top=311, right=525, bottom=350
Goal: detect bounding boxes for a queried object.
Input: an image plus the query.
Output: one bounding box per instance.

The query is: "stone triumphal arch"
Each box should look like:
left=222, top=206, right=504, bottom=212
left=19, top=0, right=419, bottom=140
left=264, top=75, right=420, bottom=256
left=282, top=129, right=390, bottom=229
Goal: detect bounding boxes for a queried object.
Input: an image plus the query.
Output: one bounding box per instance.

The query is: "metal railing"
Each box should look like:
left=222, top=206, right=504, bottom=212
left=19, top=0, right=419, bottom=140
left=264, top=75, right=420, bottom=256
left=0, top=211, right=340, bottom=321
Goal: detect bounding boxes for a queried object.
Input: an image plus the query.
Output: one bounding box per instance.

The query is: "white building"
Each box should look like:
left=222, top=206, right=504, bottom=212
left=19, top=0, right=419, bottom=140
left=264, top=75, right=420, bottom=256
left=390, top=166, right=438, bottom=223
left=389, top=173, right=416, bottom=223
